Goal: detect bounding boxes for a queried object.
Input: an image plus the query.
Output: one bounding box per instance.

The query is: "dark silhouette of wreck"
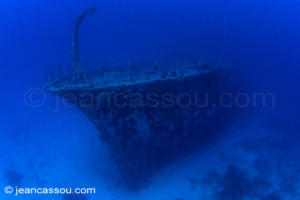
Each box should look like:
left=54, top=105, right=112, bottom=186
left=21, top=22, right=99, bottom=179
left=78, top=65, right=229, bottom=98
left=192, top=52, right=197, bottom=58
left=45, top=8, right=235, bottom=190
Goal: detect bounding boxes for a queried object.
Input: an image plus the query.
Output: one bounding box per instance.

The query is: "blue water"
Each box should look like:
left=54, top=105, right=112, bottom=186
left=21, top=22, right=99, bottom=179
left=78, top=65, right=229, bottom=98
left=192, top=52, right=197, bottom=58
left=0, top=0, right=299, bottom=199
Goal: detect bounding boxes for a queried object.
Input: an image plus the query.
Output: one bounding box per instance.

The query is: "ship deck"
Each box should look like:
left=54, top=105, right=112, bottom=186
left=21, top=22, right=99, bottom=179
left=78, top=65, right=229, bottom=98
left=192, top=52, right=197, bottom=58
left=46, top=63, right=226, bottom=92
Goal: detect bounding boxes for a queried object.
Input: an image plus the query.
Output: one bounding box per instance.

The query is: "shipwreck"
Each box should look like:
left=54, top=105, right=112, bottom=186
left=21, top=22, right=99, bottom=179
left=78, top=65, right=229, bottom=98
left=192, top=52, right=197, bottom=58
left=45, top=8, right=235, bottom=189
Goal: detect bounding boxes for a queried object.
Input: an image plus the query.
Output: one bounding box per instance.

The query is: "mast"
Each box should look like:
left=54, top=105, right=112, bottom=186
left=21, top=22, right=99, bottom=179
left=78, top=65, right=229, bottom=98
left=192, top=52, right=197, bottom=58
left=72, top=8, right=97, bottom=82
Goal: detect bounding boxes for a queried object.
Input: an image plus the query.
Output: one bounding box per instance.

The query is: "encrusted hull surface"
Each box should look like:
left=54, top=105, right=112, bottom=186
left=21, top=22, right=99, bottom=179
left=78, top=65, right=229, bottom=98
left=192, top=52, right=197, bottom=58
left=48, top=67, right=234, bottom=189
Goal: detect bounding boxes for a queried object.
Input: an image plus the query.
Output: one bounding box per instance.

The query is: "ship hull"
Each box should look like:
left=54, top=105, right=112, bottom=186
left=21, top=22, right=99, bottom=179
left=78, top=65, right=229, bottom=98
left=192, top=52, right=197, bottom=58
left=53, top=68, right=234, bottom=189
